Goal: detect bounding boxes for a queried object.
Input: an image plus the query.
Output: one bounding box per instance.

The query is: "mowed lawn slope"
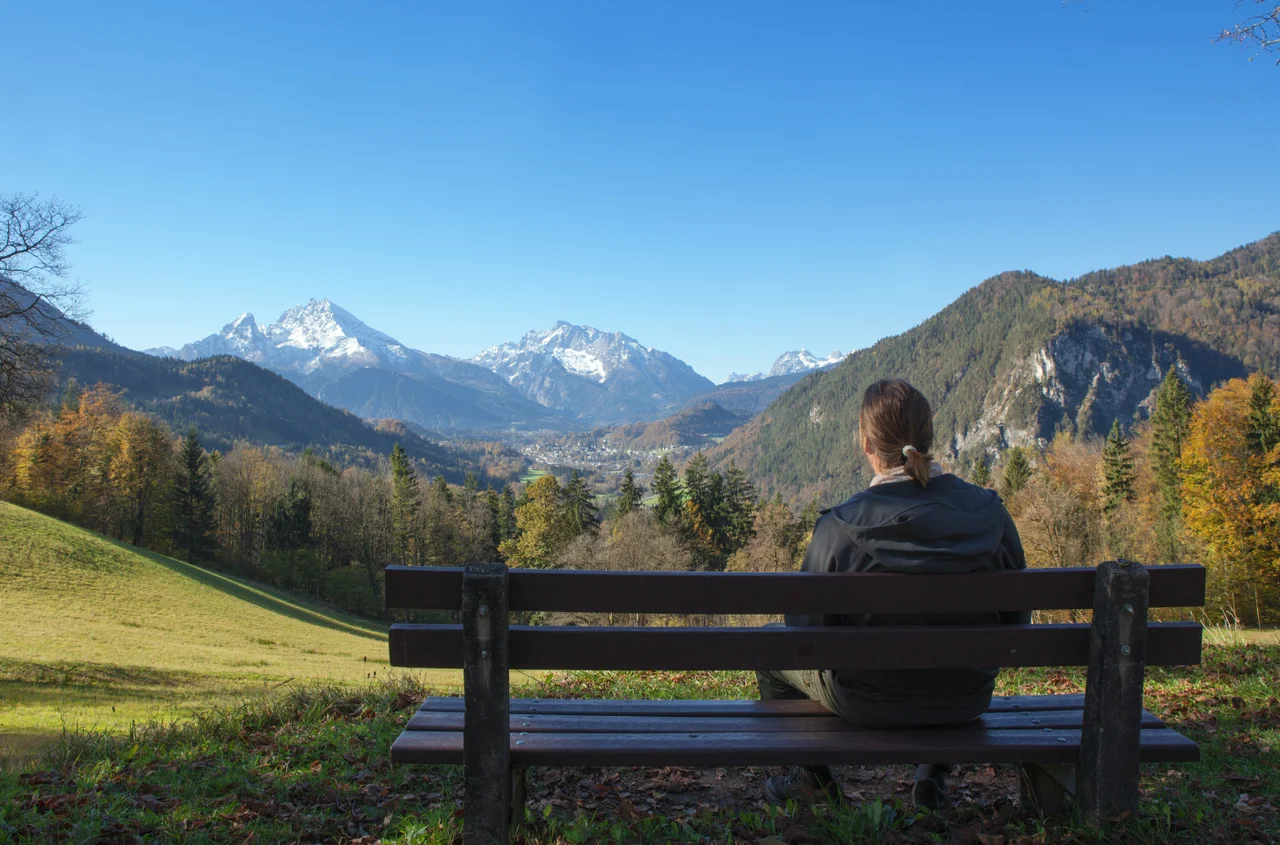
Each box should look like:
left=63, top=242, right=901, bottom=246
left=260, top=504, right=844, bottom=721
left=0, top=502, right=455, bottom=758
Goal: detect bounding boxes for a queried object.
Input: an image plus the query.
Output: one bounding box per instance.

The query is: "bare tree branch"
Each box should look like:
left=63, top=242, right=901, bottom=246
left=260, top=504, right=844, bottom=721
left=1216, top=0, right=1280, bottom=64
left=0, top=192, right=87, bottom=421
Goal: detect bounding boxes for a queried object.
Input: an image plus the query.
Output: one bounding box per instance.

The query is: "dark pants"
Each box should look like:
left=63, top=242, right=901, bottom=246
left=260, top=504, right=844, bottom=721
left=756, top=668, right=954, bottom=779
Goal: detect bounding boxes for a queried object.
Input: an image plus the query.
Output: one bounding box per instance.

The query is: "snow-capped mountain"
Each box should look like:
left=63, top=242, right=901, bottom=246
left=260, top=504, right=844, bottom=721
left=145, top=300, right=558, bottom=431
left=726, top=349, right=845, bottom=383
left=470, top=322, right=715, bottom=423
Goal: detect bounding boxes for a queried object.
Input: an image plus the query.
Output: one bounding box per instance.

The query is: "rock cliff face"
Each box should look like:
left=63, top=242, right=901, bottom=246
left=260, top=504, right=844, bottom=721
left=954, top=323, right=1242, bottom=460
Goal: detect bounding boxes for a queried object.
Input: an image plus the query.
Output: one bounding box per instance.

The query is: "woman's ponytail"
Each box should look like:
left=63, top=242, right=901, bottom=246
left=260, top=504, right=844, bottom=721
left=901, top=443, right=933, bottom=488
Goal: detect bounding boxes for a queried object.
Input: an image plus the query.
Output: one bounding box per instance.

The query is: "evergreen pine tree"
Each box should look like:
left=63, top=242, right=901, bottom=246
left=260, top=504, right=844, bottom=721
left=1001, top=447, right=1032, bottom=499
left=652, top=455, right=683, bottom=523
left=616, top=468, right=644, bottom=517
left=431, top=475, right=453, bottom=504
left=683, top=453, right=712, bottom=514
left=722, top=463, right=758, bottom=553
left=166, top=427, right=218, bottom=563
left=498, top=484, right=518, bottom=542
left=563, top=470, right=600, bottom=536
left=1101, top=420, right=1136, bottom=515
left=971, top=458, right=991, bottom=489
left=1245, top=373, right=1280, bottom=457
left=463, top=470, right=481, bottom=502
left=389, top=443, right=421, bottom=564
left=1150, top=366, right=1192, bottom=560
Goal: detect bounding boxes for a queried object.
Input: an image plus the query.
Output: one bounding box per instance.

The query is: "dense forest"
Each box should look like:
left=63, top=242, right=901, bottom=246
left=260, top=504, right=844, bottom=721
left=711, top=233, right=1280, bottom=503
left=3, top=367, right=1276, bottom=626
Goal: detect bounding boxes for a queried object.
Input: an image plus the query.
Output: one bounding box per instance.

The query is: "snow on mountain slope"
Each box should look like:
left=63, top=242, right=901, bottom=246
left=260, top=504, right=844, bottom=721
left=144, top=300, right=558, bottom=431
left=470, top=321, right=715, bottom=423
left=726, top=349, right=845, bottom=383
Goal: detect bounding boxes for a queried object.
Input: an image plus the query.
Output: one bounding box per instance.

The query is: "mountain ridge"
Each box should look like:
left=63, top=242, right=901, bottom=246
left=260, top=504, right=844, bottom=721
left=470, top=321, right=715, bottom=423
left=145, top=299, right=559, bottom=431
left=708, top=233, right=1280, bottom=503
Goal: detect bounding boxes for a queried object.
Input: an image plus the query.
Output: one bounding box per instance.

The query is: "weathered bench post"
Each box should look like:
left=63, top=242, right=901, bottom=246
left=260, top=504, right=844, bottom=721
left=1079, top=559, right=1149, bottom=819
left=462, top=563, right=510, bottom=845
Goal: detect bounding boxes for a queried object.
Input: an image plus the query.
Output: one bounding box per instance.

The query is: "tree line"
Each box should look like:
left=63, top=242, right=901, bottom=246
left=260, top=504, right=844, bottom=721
left=0, top=383, right=508, bottom=617
left=984, top=367, right=1280, bottom=627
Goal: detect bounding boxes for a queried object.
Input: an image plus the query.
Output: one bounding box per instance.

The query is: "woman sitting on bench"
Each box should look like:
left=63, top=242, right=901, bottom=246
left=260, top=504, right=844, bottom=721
left=758, top=378, right=1028, bottom=811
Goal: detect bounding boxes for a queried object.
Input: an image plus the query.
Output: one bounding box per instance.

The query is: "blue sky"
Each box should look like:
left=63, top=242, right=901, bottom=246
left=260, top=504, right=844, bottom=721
left=6, top=1, right=1277, bottom=383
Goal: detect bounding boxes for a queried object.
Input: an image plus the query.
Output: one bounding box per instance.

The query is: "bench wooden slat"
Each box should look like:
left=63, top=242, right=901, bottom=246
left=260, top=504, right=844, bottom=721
left=384, top=564, right=1206, bottom=613
left=389, top=622, right=1203, bottom=670
left=417, top=694, right=1089, bottom=716
left=389, top=727, right=1201, bottom=767
left=405, top=708, right=1166, bottom=733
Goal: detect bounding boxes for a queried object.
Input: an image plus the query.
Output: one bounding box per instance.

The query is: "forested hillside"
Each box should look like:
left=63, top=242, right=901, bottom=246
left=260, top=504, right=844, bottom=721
left=55, top=347, right=471, bottom=479
left=712, top=233, right=1280, bottom=503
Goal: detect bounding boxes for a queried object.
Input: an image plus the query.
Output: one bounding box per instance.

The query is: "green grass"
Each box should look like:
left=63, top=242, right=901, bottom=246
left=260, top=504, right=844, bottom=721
left=0, top=502, right=458, bottom=761
left=520, top=468, right=550, bottom=484
left=1, top=642, right=1276, bottom=843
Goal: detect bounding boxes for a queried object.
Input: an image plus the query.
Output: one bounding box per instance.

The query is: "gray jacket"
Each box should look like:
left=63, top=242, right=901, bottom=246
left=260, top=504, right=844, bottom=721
left=792, top=473, right=1029, bottom=725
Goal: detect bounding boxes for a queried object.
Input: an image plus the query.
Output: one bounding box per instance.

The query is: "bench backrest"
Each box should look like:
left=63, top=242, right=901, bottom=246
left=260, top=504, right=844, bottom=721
left=385, top=563, right=1206, bottom=672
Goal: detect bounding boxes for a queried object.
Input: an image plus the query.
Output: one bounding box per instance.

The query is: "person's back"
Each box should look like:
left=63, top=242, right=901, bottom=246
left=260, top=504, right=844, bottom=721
left=756, top=378, right=1027, bottom=810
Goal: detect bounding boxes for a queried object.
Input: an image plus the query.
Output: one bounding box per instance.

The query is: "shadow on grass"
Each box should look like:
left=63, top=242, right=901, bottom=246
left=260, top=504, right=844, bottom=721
left=132, top=548, right=387, bottom=643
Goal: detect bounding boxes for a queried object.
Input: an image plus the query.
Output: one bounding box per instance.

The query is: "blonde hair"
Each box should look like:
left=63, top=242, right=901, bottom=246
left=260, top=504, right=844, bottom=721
left=859, top=379, right=935, bottom=487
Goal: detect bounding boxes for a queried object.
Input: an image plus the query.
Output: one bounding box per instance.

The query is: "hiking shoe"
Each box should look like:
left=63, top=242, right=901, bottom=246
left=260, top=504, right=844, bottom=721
left=764, top=765, right=840, bottom=806
left=912, top=764, right=951, bottom=812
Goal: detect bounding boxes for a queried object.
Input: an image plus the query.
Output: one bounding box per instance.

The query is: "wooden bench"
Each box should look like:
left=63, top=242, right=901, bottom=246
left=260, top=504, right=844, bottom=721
left=385, top=560, right=1205, bottom=845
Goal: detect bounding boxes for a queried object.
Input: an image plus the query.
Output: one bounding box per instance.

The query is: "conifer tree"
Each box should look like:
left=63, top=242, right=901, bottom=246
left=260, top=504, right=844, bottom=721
left=1101, top=420, right=1136, bottom=515
left=616, top=468, right=644, bottom=517
left=722, top=463, right=758, bottom=553
left=1150, top=366, right=1192, bottom=560
left=1246, top=373, right=1280, bottom=457
left=497, top=484, right=518, bottom=542
left=564, top=470, right=600, bottom=536
left=167, top=427, right=218, bottom=563
left=1001, top=447, right=1032, bottom=499
left=652, top=455, right=683, bottom=523
left=389, top=443, right=420, bottom=564
left=971, top=459, right=991, bottom=489
left=431, top=474, right=453, bottom=505
left=683, top=453, right=712, bottom=515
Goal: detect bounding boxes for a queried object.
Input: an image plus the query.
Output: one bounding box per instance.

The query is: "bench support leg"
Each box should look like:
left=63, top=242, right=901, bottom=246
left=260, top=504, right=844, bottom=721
left=463, top=563, right=510, bottom=845
left=509, top=767, right=527, bottom=828
left=1019, top=763, right=1076, bottom=814
left=1079, top=559, right=1149, bottom=820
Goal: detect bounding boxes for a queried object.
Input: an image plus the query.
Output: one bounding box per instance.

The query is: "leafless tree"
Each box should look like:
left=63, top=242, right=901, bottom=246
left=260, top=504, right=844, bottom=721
left=1216, top=1, right=1280, bottom=63
left=0, top=193, right=86, bottom=419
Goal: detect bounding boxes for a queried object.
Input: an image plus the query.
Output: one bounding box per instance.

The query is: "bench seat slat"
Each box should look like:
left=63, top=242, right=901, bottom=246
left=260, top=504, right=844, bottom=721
left=389, top=727, right=1200, bottom=767
left=390, top=623, right=1203, bottom=670
left=405, top=708, right=1165, bottom=733
left=385, top=565, right=1207, bottom=613
left=417, top=694, right=1089, bottom=716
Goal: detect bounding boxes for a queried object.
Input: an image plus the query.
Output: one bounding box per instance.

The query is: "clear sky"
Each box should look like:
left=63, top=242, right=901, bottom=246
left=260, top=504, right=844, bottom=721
left=5, top=1, right=1278, bottom=383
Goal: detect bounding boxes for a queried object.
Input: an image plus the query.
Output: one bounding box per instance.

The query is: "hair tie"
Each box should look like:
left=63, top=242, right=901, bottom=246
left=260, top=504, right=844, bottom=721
left=902, top=445, right=919, bottom=458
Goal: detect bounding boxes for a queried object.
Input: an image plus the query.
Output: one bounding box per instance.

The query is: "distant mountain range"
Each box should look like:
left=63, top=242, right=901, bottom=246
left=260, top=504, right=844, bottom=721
left=2, top=286, right=482, bottom=479
left=146, top=300, right=558, bottom=431
left=148, top=307, right=750, bottom=429
left=726, top=349, right=845, bottom=383
left=470, top=322, right=715, bottom=423
left=710, top=232, right=1280, bottom=504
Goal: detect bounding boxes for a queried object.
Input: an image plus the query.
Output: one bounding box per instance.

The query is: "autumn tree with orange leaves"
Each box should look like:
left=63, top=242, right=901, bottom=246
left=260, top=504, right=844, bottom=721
left=1180, top=374, right=1280, bottom=626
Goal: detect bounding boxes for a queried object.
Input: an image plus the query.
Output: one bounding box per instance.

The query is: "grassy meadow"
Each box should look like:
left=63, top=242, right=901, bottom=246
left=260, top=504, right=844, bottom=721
left=0, top=502, right=458, bottom=763
left=1, top=642, right=1277, bottom=844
